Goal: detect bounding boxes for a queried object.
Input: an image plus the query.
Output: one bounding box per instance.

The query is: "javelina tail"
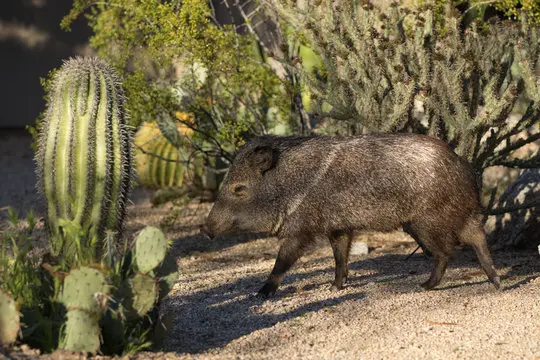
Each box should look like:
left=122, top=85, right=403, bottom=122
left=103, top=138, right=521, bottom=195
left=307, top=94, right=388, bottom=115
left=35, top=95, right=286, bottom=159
left=459, top=215, right=501, bottom=289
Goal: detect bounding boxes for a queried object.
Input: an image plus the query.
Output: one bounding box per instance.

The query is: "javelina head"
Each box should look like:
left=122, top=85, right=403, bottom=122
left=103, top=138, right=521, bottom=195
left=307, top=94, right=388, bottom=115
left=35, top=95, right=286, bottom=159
left=205, top=141, right=280, bottom=237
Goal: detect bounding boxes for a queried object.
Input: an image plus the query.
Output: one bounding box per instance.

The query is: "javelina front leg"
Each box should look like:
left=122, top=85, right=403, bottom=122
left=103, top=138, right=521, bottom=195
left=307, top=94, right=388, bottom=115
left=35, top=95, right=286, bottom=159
left=258, top=238, right=307, bottom=297
left=329, top=231, right=353, bottom=291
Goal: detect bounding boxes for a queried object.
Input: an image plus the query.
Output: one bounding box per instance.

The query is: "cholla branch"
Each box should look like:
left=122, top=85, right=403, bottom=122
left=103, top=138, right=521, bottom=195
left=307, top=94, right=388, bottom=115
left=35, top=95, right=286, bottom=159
left=268, top=0, right=540, bottom=172
left=485, top=201, right=540, bottom=216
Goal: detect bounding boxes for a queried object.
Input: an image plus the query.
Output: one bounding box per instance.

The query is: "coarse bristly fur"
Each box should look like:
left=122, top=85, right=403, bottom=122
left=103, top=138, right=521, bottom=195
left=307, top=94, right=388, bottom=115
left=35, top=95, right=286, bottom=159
left=205, top=133, right=500, bottom=297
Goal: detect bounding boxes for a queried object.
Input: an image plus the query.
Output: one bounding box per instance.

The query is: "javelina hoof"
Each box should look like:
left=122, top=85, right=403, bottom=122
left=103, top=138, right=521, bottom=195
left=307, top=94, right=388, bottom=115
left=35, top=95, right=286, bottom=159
left=491, top=276, right=501, bottom=290
left=330, top=283, right=344, bottom=292
left=420, top=280, right=438, bottom=290
left=258, top=283, right=278, bottom=297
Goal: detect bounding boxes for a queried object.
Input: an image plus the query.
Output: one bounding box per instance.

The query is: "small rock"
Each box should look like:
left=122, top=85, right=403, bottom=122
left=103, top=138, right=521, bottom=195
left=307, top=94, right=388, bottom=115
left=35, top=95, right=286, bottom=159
left=538, top=244, right=540, bottom=255
left=351, top=241, right=369, bottom=256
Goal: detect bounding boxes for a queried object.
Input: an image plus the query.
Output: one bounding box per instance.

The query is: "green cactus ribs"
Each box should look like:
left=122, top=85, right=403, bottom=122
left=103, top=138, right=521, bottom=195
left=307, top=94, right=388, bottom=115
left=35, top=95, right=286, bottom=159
left=36, top=57, right=132, bottom=258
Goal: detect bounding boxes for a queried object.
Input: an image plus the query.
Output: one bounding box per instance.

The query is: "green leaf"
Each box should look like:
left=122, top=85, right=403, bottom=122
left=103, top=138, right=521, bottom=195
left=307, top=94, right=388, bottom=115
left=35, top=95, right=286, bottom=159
left=7, top=207, right=18, bottom=228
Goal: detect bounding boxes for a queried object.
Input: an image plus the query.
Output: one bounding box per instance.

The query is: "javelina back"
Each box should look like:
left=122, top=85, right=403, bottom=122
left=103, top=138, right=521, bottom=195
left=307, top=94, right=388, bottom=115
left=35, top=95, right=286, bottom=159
left=205, top=134, right=500, bottom=296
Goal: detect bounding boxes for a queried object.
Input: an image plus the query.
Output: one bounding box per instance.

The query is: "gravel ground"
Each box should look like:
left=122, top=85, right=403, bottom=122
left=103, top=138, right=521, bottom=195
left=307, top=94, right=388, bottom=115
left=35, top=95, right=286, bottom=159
left=0, top=129, right=40, bottom=219
left=1, top=131, right=539, bottom=359
left=131, top=201, right=540, bottom=360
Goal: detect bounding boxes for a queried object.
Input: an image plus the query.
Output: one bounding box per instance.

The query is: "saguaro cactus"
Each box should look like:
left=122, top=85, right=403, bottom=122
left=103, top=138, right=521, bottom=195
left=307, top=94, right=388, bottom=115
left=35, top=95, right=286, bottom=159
left=36, top=57, right=132, bottom=257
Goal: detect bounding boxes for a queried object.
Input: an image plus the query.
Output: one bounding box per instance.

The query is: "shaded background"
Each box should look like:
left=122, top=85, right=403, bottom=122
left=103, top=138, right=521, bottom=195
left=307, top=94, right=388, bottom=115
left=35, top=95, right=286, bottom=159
left=0, top=0, right=263, bottom=129
left=0, top=0, right=91, bottom=128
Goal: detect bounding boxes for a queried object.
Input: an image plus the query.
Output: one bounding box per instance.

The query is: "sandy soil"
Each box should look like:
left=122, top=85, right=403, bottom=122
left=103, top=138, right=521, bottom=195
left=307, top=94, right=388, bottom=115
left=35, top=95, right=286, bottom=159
left=1, top=130, right=539, bottom=359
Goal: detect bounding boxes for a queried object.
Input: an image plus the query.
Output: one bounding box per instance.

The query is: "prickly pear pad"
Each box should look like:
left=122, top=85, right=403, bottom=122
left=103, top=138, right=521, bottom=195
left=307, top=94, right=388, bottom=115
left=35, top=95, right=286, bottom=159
left=135, top=226, right=169, bottom=274
left=60, top=267, right=110, bottom=313
left=0, top=290, right=20, bottom=346
left=61, top=309, right=100, bottom=353
left=155, top=252, right=178, bottom=301
left=124, top=273, right=158, bottom=318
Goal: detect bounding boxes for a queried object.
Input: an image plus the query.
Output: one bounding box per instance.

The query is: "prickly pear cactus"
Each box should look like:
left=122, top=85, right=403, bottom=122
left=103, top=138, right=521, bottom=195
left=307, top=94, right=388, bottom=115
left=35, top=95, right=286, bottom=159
left=0, top=290, right=20, bottom=346
left=59, top=267, right=109, bottom=353
left=60, top=267, right=110, bottom=313
left=36, top=57, right=132, bottom=256
left=134, top=226, right=169, bottom=274
left=155, top=253, right=179, bottom=301
left=124, top=273, right=158, bottom=318
left=61, top=309, right=101, bottom=353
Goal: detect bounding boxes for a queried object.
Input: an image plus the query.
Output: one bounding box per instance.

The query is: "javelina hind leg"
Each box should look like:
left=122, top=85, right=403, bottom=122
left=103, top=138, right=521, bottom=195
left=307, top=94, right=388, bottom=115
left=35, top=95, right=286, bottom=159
left=422, top=253, right=449, bottom=290
left=329, top=231, right=353, bottom=291
left=407, top=222, right=454, bottom=289
left=258, top=237, right=308, bottom=297
left=403, top=223, right=432, bottom=257
left=459, top=217, right=500, bottom=289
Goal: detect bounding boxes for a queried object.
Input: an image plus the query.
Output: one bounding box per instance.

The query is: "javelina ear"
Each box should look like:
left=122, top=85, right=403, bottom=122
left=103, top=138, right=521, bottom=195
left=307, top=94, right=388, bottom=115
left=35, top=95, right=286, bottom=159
left=250, top=145, right=275, bottom=173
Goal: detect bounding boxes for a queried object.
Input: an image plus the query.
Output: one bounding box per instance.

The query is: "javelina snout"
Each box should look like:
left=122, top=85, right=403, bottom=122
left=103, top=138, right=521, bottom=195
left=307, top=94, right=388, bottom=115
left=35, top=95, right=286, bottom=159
left=206, top=134, right=500, bottom=297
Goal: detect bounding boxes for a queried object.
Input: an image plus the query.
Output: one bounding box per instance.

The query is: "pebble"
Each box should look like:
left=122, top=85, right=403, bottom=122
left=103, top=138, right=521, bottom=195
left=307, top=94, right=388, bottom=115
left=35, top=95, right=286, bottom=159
left=350, top=241, right=369, bottom=256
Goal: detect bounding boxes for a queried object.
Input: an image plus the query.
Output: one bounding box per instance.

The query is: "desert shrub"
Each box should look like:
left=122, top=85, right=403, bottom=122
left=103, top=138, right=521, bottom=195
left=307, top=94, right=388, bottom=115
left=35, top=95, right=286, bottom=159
left=62, top=0, right=293, bottom=168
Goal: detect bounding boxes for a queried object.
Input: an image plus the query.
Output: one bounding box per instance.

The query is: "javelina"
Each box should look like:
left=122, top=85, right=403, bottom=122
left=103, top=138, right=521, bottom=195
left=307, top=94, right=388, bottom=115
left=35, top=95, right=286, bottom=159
left=204, top=134, right=500, bottom=296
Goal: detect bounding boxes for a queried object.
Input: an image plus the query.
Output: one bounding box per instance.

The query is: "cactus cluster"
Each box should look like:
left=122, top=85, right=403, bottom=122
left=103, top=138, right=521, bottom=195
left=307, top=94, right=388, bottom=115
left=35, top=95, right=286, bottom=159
left=0, top=290, right=20, bottom=346
left=36, top=57, right=132, bottom=258
left=55, top=227, right=177, bottom=354
left=2, top=57, right=179, bottom=355
left=274, top=1, right=540, bottom=173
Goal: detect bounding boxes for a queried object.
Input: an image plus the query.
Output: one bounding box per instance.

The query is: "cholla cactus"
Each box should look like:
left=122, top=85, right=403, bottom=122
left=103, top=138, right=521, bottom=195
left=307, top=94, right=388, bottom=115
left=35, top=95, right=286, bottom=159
left=272, top=1, right=539, bottom=173
left=36, top=57, right=132, bottom=257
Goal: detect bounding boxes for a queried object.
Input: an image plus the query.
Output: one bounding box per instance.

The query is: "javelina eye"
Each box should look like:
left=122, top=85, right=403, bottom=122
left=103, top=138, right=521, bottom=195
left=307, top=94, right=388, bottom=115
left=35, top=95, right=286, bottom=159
left=232, top=184, right=248, bottom=196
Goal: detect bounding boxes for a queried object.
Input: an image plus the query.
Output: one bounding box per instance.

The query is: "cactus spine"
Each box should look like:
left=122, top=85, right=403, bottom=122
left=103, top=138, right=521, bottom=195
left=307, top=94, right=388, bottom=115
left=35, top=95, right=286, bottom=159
left=36, top=57, right=132, bottom=256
